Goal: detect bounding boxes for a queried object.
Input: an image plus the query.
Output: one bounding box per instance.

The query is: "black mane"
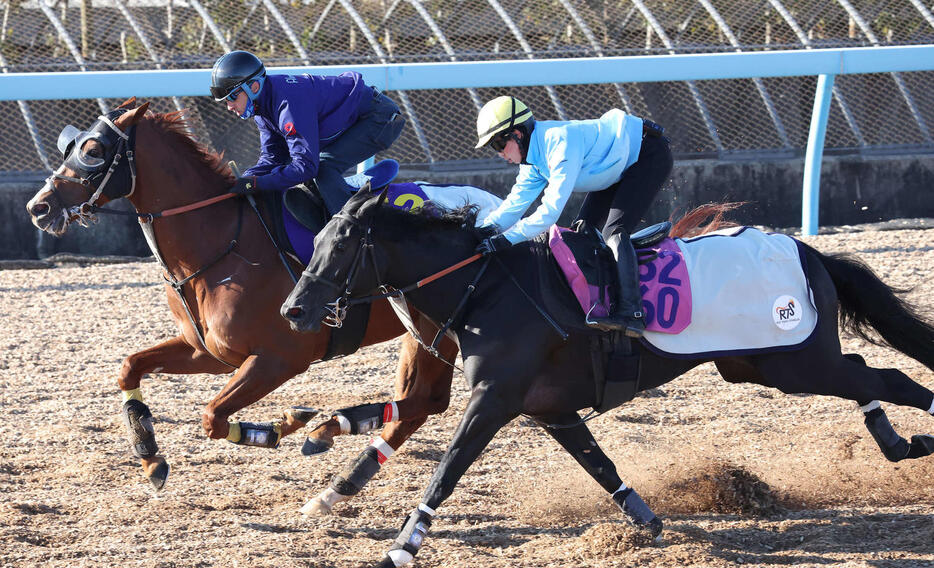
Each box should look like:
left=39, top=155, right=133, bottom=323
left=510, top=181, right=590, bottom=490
left=373, top=202, right=482, bottom=240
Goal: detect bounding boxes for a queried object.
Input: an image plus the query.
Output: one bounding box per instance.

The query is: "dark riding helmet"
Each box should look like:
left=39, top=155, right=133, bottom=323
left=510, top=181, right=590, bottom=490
left=210, top=50, right=266, bottom=101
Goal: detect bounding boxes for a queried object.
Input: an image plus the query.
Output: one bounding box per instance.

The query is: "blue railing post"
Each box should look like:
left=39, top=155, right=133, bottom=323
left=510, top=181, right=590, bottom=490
left=802, top=73, right=836, bottom=236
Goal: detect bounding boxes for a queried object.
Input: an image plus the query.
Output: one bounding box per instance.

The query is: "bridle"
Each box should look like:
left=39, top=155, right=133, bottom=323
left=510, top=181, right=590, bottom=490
left=47, top=109, right=139, bottom=228
left=300, top=193, right=490, bottom=364
left=46, top=107, right=245, bottom=368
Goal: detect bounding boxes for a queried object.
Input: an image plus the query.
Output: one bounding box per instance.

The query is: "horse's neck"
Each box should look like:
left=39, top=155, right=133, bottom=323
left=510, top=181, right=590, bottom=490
left=129, top=120, right=228, bottom=211
left=385, top=229, right=480, bottom=322
left=130, top=125, right=236, bottom=272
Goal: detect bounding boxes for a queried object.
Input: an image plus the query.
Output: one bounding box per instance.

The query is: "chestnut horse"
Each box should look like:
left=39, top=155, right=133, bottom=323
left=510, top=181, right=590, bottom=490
left=25, top=100, right=458, bottom=503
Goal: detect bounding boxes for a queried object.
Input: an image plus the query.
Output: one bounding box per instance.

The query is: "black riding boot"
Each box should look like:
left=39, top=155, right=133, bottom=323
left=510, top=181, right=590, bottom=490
left=587, top=231, right=645, bottom=337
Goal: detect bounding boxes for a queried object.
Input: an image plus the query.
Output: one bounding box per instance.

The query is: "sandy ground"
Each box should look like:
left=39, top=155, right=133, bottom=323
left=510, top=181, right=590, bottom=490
left=1, top=227, right=933, bottom=568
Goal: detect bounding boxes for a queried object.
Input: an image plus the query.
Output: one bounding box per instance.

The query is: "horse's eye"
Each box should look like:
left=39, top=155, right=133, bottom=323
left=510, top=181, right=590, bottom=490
left=80, top=141, right=104, bottom=159
left=334, top=241, right=346, bottom=252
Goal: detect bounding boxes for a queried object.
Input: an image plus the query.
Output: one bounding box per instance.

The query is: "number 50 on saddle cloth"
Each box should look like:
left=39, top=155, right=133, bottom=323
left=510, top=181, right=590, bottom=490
left=640, top=226, right=819, bottom=358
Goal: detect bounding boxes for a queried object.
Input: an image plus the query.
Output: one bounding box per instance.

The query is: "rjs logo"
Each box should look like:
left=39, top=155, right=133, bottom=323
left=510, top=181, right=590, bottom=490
left=772, top=295, right=802, bottom=330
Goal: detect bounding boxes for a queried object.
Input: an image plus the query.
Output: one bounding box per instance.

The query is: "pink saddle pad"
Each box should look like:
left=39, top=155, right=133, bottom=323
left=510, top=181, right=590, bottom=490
left=639, top=238, right=691, bottom=334
left=548, top=228, right=691, bottom=334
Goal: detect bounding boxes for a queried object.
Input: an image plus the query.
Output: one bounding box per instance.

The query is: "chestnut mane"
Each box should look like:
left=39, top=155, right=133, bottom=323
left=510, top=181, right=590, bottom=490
left=148, top=110, right=234, bottom=182
left=669, top=202, right=743, bottom=238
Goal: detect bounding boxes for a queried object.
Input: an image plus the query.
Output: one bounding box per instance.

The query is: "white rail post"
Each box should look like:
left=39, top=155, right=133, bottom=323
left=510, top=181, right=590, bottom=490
left=802, top=73, right=836, bottom=236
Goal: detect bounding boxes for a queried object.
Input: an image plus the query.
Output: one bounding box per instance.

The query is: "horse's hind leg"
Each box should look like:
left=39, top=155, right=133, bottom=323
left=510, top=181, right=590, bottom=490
left=119, top=335, right=233, bottom=490
left=302, top=331, right=457, bottom=515
left=534, top=413, right=662, bottom=538
left=844, top=354, right=934, bottom=462
left=752, top=347, right=934, bottom=462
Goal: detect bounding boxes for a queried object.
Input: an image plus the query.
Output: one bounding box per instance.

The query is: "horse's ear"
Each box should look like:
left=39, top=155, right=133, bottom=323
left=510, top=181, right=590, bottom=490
left=117, top=97, right=137, bottom=110
left=118, top=101, right=150, bottom=127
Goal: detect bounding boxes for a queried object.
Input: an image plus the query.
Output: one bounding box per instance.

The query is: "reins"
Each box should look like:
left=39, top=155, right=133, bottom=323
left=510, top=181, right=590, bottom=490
left=309, top=201, right=569, bottom=370
left=88, top=191, right=238, bottom=222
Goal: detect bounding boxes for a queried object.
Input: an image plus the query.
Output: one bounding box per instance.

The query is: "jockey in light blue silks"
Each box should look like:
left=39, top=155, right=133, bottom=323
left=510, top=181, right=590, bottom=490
left=210, top=50, right=405, bottom=216
left=474, top=96, right=674, bottom=338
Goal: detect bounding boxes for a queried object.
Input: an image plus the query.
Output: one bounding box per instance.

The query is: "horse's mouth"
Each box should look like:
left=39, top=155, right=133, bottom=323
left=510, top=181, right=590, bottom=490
left=282, top=303, right=329, bottom=333
left=31, top=208, right=69, bottom=236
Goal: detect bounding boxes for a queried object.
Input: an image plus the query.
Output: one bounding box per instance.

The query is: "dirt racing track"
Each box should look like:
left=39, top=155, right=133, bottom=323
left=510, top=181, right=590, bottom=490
left=1, top=227, right=933, bottom=568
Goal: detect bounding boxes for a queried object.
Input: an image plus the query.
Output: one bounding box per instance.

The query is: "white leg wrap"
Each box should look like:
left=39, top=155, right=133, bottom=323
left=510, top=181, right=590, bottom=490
left=860, top=400, right=881, bottom=413
left=371, top=437, right=395, bottom=463
left=387, top=550, right=414, bottom=567
left=418, top=502, right=437, bottom=516
left=336, top=414, right=352, bottom=434
left=385, top=401, right=400, bottom=423
left=928, top=398, right=934, bottom=415
left=613, top=482, right=629, bottom=494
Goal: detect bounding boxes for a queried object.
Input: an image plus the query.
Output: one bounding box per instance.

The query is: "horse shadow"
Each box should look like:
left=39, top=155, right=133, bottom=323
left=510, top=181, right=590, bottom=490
left=334, top=509, right=931, bottom=563
left=667, top=509, right=933, bottom=566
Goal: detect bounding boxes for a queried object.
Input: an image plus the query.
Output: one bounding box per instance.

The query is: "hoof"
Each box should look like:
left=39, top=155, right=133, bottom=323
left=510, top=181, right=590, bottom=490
left=299, top=496, right=332, bottom=516
left=287, top=406, right=320, bottom=424
left=374, top=555, right=398, bottom=568
left=301, top=436, right=333, bottom=456
left=645, top=516, right=664, bottom=540
left=907, top=434, right=934, bottom=459
left=147, top=460, right=170, bottom=491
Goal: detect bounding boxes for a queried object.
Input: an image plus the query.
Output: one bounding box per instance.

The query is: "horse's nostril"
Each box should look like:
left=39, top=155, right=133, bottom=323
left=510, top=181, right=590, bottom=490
left=31, top=202, right=50, bottom=217
left=286, top=306, right=304, bottom=320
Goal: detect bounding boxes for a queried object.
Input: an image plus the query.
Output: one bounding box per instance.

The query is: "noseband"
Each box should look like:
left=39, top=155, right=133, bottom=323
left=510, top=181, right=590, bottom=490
left=48, top=109, right=138, bottom=227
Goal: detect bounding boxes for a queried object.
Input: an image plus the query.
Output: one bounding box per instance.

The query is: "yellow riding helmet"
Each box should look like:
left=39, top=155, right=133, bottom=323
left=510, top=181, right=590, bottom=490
left=475, top=96, right=533, bottom=149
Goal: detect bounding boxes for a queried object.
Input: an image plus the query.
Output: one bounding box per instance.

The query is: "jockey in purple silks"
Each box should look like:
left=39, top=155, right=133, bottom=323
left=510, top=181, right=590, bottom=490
left=210, top=50, right=405, bottom=216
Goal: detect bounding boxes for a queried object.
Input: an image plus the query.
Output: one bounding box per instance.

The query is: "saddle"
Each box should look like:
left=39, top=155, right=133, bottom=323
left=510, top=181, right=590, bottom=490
left=530, top=220, right=671, bottom=413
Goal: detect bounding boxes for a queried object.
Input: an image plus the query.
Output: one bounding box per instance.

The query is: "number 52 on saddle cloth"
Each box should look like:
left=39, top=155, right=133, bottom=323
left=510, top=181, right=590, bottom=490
left=549, top=225, right=820, bottom=359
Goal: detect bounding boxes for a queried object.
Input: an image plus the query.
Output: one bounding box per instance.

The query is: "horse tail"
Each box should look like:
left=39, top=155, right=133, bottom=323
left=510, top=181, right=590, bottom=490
left=669, top=202, right=744, bottom=239
left=804, top=242, right=934, bottom=371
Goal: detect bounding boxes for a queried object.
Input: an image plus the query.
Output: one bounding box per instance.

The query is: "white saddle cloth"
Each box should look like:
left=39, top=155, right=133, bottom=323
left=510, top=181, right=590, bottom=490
left=642, top=227, right=819, bottom=357
left=416, top=182, right=503, bottom=222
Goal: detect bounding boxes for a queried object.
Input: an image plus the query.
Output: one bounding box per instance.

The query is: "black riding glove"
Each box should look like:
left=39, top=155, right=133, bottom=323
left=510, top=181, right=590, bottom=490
left=475, top=234, right=512, bottom=256
left=231, top=176, right=259, bottom=195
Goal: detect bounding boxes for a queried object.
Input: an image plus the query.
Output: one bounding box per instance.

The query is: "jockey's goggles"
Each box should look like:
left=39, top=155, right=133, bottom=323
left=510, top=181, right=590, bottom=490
left=211, top=84, right=244, bottom=102
left=489, top=132, right=513, bottom=153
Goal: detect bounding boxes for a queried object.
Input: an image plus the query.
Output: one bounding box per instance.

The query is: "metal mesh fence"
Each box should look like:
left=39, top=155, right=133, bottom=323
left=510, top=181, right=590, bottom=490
left=2, top=0, right=934, bottom=177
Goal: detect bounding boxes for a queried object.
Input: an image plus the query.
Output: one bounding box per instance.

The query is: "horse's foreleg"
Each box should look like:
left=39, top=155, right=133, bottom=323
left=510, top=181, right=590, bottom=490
left=202, top=354, right=303, bottom=443
left=535, top=413, right=662, bottom=538
left=302, top=333, right=457, bottom=516
left=375, top=383, right=515, bottom=568
left=118, top=335, right=233, bottom=490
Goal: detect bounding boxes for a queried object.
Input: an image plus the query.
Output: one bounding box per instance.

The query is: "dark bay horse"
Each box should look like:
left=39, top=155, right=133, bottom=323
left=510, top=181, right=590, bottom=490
left=281, top=186, right=934, bottom=567
left=25, top=100, right=458, bottom=500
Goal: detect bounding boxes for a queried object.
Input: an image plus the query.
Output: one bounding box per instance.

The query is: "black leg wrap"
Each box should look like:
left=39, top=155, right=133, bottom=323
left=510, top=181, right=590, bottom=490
left=390, top=508, right=433, bottom=557
left=863, top=407, right=910, bottom=462
left=613, top=488, right=663, bottom=538
left=330, top=447, right=381, bottom=496
left=334, top=402, right=386, bottom=434
left=231, top=422, right=281, bottom=448
left=906, top=434, right=934, bottom=459
left=122, top=399, right=158, bottom=459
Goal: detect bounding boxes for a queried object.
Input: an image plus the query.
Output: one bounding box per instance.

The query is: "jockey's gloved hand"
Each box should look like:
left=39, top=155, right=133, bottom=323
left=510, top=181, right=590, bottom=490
left=476, top=234, right=511, bottom=256
left=231, top=176, right=259, bottom=195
